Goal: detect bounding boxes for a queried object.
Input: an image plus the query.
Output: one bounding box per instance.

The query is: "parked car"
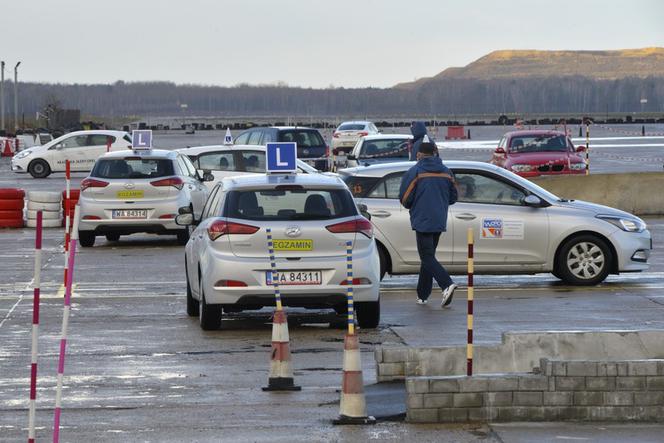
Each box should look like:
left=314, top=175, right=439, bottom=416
left=339, top=160, right=651, bottom=286
left=178, top=173, right=380, bottom=330
left=489, top=130, right=586, bottom=177
left=177, top=144, right=320, bottom=189
left=346, top=134, right=412, bottom=168
left=11, top=130, right=131, bottom=178
left=331, top=121, right=380, bottom=154
left=234, top=126, right=328, bottom=170
left=78, top=149, right=211, bottom=247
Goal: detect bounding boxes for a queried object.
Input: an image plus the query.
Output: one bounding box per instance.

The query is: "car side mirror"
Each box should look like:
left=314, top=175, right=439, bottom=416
left=175, top=213, right=194, bottom=226
left=347, top=154, right=356, bottom=161
left=200, top=169, right=214, bottom=182
left=358, top=203, right=371, bottom=220
left=495, top=147, right=506, bottom=155
left=575, top=145, right=586, bottom=153
left=523, top=195, right=543, bottom=207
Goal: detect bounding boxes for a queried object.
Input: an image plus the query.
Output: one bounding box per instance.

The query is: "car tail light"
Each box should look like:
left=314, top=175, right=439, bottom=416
left=359, top=131, right=369, bottom=137
left=150, top=177, right=184, bottom=190
left=80, top=178, right=109, bottom=191
left=333, top=132, right=340, bottom=138
left=326, top=217, right=373, bottom=238
left=214, top=279, right=247, bottom=287
left=207, top=220, right=260, bottom=241
left=340, top=277, right=371, bottom=285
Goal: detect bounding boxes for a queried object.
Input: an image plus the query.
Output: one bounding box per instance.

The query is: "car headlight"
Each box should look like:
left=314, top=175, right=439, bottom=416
left=14, top=150, right=33, bottom=160
left=510, top=164, right=534, bottom=172
left=569, top=162, right=586, bottom=170
left=597, top=215, right=646, bottom=232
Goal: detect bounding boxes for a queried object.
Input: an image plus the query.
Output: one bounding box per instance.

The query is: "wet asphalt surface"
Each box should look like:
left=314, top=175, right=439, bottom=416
left=2, top=137, right=664, bottom=441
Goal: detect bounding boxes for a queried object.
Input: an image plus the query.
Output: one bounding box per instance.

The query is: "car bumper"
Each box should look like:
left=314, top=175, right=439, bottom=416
left=516, top=168, right=586, bottom=177
left=78, top=197, right=186, bottom=234
left=10, top=158, right=28, bottom=173
left=201, top=242, right=380, bottom=306
left=331, top=139, right=357, bottom=150
left=610, top=228, right=651, bottom=272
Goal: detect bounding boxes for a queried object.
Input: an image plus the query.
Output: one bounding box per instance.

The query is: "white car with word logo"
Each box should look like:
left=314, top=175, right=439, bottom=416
left=178, top=173, right=380, bottom=330
left=11, top=130, right=132, bottom=178
left=78, top=149, right=211, bottom=247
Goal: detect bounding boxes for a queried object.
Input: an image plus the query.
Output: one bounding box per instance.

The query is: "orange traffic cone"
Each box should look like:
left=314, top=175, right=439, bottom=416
left=2, top=139, right=13, bottom=157
left=333, top=333, right=376, bottom=425
left=262, top=309, right=300, bottom=391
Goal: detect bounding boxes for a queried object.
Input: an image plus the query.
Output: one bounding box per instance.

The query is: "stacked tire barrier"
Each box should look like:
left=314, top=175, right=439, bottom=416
left=61, top=189, right=80, bottom=227
left=0, top=188, right=25, bottom=228
left=27, top=191, right=62, bottom=228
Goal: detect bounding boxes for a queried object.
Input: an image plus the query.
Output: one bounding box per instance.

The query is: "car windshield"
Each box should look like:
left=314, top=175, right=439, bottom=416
left=509, top=135, right=569, bottom=153
left=92, top=158, right=174, bottom=179
left=359, top=138, right=410, bottom=159
left=225, top=188, right=357, bottom=221
left=279, top=130, right=325, bottom=148
left=338, top=124, right=366, bottom=131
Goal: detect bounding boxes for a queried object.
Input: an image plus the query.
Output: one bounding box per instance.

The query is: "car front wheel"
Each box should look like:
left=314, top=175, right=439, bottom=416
left=557, top=235, right=612, bottom=286
left=28, top=160, right=51, bottom=178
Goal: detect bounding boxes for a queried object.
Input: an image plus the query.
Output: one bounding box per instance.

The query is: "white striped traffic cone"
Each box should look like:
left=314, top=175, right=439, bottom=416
left=262, top=309, right=301, bottom=391
left=333, top=333, right=376, bottom=424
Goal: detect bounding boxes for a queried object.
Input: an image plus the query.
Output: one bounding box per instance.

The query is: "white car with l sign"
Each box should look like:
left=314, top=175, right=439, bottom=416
left=11, top=130, right=131, bottom=178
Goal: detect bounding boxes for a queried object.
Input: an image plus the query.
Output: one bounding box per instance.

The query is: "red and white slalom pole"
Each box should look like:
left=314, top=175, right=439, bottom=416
left=53, top=205, right=80, bottom=443
left=63, top=160, right=71, bottom=288
left=28, top=211, right=43, bottom=443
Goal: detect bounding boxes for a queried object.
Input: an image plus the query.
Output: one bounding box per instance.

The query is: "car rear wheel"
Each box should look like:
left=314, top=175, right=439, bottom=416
left=79, top=231, right=95, bottom=247
left=355, top=299, right=380, bottom=329
left=28, top=160, right=51, bottom=178
left=186, top=269, right=199, bottom=317
left=105, top=233, right=120, bottom=242
left=557, top=235, right=612, bottom=286
left=199, top=283, right=221, bottom=330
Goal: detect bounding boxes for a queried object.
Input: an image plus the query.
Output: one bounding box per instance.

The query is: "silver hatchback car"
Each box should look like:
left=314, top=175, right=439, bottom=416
left=178, top=173, right=380, bottom=330
left=78, top=149, right=210, bottom=247
left=340, top=161, right=651, bottom=286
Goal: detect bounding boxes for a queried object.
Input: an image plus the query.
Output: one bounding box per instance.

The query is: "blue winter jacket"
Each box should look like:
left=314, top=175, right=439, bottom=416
left=398, top=156, right=457, bottom=233
left=409, top=121, right=435, bottom=160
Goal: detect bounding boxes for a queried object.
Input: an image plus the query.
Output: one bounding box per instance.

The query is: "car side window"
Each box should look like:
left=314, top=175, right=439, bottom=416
left=174, top=157, right=187, bottom=176
left=247, top=130, right=262, bottom=145
left=180, top=155, right=198, bottom=177
left=367, top=173, right=404, bottom=199
left=235, top=132, right=250, bottom=144
left=198, top=152, right=236, bottom=171
left=454, top=172, right=526, bottom=205
left=239, top=151, right=266, bottom=172
left=202, top=186, right=221, bottom=220
left=367, top=182, right=386, bottom=198
left=56, top=135, right=88, bottom=149
left=89, top=135, right=115, bottom=145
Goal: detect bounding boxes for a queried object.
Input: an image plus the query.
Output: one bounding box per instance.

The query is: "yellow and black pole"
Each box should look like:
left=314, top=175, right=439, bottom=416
left=467, top=227, right=474, bottom=376
left=585, top=122, right=590, bottom=175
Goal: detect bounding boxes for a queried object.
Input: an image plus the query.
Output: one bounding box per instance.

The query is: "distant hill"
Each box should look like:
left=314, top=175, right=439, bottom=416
left=395, top=47, right=664, bottom=89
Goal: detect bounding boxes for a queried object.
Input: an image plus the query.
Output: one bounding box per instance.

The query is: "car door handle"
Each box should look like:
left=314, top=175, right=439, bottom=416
left=370, top=210, right=392, bottom=218
left=455, top=213, right=476, bottom=220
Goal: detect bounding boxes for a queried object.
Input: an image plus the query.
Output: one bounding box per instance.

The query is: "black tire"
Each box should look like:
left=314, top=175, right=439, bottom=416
left=105, top=233, right=120, bottom=242
left=186, top=265, right=199, bottom=317
left=28, top=159, right=51, bottom=178
left=557, top=235, right=612, bottom=286
left=355, top=299, right=380, bottom=329
left=199, top=284, right=221, bottom=330
left=377, top=245, right=388, bottom=281
left=79, top=231, right=95, bottom=247
left=176, top=228, right=190, bottom=245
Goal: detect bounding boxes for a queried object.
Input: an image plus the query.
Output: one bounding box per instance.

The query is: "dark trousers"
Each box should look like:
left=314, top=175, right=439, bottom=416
left=416, top=231, right=453, bottom=300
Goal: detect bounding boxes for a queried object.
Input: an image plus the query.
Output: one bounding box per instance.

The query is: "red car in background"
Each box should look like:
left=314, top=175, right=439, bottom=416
left=490, top=130, right=587, bottom=177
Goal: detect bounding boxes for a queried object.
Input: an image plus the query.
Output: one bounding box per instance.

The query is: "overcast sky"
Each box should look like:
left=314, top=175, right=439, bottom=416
left=2, top=0, right=662, bottom=88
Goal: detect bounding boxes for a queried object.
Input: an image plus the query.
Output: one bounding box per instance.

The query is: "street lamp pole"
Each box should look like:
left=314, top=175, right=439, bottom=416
left=14, top=61, right=21, bottom=132
left=1, top=61, right=5, bottom=132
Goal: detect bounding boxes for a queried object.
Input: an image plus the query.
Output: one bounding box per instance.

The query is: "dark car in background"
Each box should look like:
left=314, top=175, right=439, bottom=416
left=235, top=126, right=329, bottom=170
left=489, top=130, right=587, bottom=177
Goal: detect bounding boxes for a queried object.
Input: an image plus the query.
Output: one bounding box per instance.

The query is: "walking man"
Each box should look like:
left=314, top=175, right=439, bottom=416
left=399, top=141, right=458, bottom=306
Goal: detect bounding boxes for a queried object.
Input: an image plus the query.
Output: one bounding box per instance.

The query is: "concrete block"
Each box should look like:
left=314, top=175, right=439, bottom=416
left=438, top=407, right=469, bottom=423
left=383, top=348, right=408, bottom=363
left=603, top=392, right=634, bottom=406
left=585, top=377, right=616, bottom=391
left=587, top=406, right=641, bottom=421
left=555, top=376, right=585, bottom=391
left=374, top=347, right=383, bottom=363
left=616, top=377, right=646, bottom=391
left=453, top=393, right=483, bottom=408
left=497, top=406, right=545, bottom=421
left=488, top=376, right=519, bottom=392
left=468, top=407, right=498, bottom=422
left=540, top=358, right=552, bottom=376
left=598, top=362, right=618, bottom=377
left=628, top=360, right=659, bottom=376
left=485, top=392, right=513, bottom=407
left=543, top=391, right=573, bottom=406
left=518, top=375, right=549, bottom=391
left=547, top=406, right=589, bottom=420
left=458, top=377, right=489, bottom=392
left=430, top=378, right=460, bottom=393
left=513, top=392, right=543, bottom=406
left=407, top=408, right=438, bottom=423
left=406, top=378, right=430, bottom=394
left=573, top=391, right=604, bottom=406
left=552, top=361, right=567, bottom=376
left=634, top=392, right=664, bottom=406
left=422, top=394, right=454, bottom=408
left=658, top=361, right=664, bottom=376
left=647, top=377, right=664, bottom=390
left=567, top=361, right=598, bottom=377
left=404, top=362, right=419, bottom=376
left=380, top=363, right=404, bottom=377
left=407, top=394, right=423, bottom=409
left=617, top=362, right=629, bottom=376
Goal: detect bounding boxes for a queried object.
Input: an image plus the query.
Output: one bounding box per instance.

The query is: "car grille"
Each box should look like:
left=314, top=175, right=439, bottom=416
left=537, top=164, right=565, bottom=172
